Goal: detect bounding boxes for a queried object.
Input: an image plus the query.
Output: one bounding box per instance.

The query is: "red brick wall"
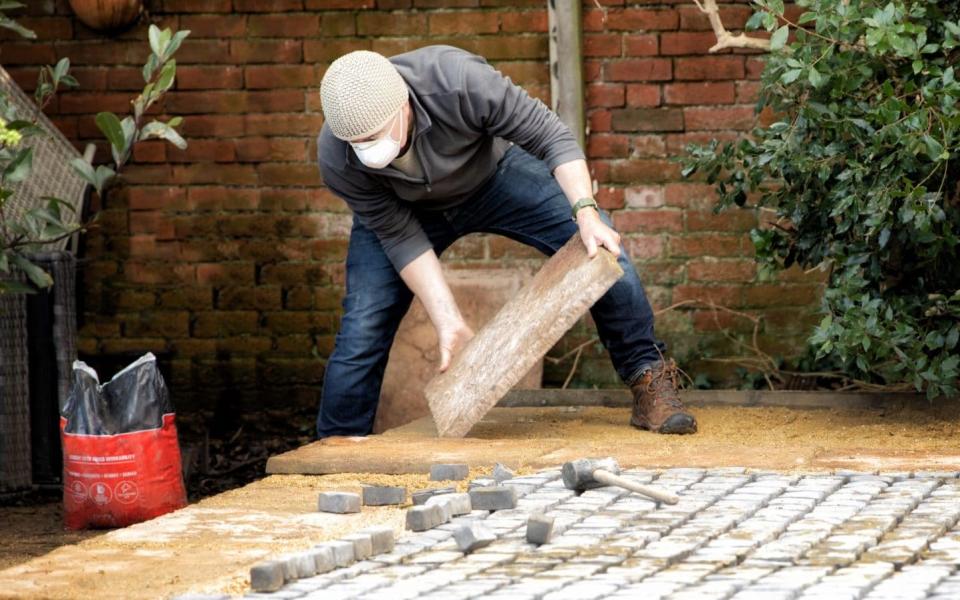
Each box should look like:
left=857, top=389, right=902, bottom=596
left=3, top=0, right=821, bottom=410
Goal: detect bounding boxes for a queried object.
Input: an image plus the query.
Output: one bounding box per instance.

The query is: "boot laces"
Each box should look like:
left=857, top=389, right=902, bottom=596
left=646, top=361, right=684, bottom=410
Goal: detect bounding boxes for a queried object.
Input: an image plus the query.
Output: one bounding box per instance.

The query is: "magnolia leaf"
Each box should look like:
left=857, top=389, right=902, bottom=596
left=95, top=112, right=126, bottom=154
left=143, top=54, right=159, bottom=83
left=3, top=147, right=32, bottom=183
left=70, top=157, right=96, bottom=185
left=148, top=24, right=164, bottom=57
left=0, top=15, right=36, bottom=39
left=141, top=120, right=187, bottom=149
left=10, top=254, right=53, bottom=289
left=155, top=59, right=176, bottom=94
left=93, top=165, right=116, bottom=195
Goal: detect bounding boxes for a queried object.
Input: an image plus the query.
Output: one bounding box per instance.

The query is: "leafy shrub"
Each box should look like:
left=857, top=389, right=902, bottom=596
left=0, top=3, right=188, bottom=294
left=679, top=0, right=960, bottom=398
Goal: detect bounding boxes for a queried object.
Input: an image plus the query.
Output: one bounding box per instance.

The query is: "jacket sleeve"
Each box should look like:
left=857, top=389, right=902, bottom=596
left=457, top=53, right=586, bottom=171
left=319, top=158, right=432, bottom=273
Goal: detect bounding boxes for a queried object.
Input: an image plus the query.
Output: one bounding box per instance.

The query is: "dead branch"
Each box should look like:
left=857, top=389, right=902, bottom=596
left=691, top=0, right=772, bottom=53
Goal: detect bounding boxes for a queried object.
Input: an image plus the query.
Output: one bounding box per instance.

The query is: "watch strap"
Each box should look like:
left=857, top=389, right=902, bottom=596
left=571, top=197, right=599, bottom=219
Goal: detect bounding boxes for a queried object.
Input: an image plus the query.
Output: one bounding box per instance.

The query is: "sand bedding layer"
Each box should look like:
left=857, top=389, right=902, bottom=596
left=1, top=402, right=958, bottom=599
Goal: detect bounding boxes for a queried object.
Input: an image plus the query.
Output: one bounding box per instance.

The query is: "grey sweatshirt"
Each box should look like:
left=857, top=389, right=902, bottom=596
left=316, top=45, right=585, bottom=271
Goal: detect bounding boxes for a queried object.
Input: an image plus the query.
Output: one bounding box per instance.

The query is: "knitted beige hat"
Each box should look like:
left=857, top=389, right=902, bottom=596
left=320, top=50, right=409, bottom=141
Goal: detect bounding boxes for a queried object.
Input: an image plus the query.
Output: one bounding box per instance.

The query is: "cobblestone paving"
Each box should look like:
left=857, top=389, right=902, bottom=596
left=244, top=468, right=960, bottom=600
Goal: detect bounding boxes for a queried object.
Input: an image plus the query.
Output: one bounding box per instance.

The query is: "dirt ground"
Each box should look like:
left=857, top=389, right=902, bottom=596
left=1, top=402, right=958, bottom=599
left=268, top=403, right=960, bottom=475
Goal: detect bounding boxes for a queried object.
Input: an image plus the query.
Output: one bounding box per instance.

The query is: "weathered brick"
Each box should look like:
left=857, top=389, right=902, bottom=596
left=606, top=8, right=678, bottom=31
left=613, top=209, right=683, bottom=233
left=605, top=58, right=672, bottom=82
left=675, top=56, right=746, bottom=81
left=664, top=82, right=736, bottom=105
left=584, top=33, right=622, bottom=57
left=625, top=84, right=661, bottom=108
left=587, top=83, right=625, bottom=108
left=502, top=10, right=546, bottom=33
left=623, top=34, right=658, bottom=56
left=687, top=105, right=759, bottom=131
left=248, top=14, right=320, bottom=37
left=176, top=66, right=243, bottom=90
left=611, top=108, right=683, bottom=132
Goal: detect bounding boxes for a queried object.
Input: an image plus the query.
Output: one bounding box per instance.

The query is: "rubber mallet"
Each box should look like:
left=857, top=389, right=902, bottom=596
left=561, top=457, right=679, bottom=505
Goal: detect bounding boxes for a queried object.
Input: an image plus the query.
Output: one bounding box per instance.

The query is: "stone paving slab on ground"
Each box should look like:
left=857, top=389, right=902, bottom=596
left=240, top=467, right=960, bottom=600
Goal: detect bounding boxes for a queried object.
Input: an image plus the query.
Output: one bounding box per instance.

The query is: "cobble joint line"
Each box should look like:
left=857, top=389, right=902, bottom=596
left=243, top=468, right=960, bottom=600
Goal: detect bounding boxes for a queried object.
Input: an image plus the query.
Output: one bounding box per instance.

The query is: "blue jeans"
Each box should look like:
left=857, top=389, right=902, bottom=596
left=317, top=145, right=666, bottom=437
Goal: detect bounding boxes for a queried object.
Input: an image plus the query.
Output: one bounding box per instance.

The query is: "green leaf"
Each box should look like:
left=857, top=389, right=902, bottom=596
left=165, top=30, right=190, bottom=60
left=0, top=280, right=38, bottom=295
left=0, top=15, right=36, bottom=39
left=93, top=165, right=116, bottom=195
left=808, top=67, right=823, bottom=88
left=148, top=24, right=164, bottom=58
left=770, top=25, right=789, bottom=50
left=10, top=254, right=53, bottom=289
left=143, top=54, right=159, bottom=83
left=2, top=147, right=32, bottom=183
left=140, top=120, right=187, bottom=149
left=70, top=158, right=96, bottom=185
left=95, top=112, right=126, bottom=153
left=155, top=59, right=176, bottom=94
left=781, top=68, right=802, bottom=84
left=52, top=57, right=70, bottom=83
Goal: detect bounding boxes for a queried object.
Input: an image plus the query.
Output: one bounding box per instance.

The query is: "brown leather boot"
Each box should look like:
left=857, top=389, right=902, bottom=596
left=630, top=359, right=697, bottom=434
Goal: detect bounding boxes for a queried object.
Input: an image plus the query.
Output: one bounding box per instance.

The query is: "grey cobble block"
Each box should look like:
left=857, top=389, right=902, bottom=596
left=361, top=526, right=396, bottom=554
left=494, top=463, right=516, bottom=483
left=250, top=561, right=285, bottom=592
left=289, top=551, right=316, bottom=578
left=318, top=540, right=356, bottom=567
left=425, top=495, right=454, bottom=521
left=412, top=487, right=456, bottom=505
left=446, top=493, right=473, bottom=516
left=317, top=491, right=361, bottom=514
left=406, top=504, right=447, bottom=531
left=362, top=485, right=407, bottom=506
left=453, top=523, right=498, bottom=553
left=469, top=486, right=518, bottom=510
left=430, top=463, right=470, bottom=481
left=309, top=545, right=336, bottom=574
left=527, top=513, right=555, bottom=545
left=278, top=555, right=298, bottom=582
left=343, top=533, right=374, bottom=560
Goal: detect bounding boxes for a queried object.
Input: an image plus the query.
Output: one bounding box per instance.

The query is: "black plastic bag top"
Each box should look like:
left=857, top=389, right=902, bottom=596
left=62, top=353, right=174, bottom=436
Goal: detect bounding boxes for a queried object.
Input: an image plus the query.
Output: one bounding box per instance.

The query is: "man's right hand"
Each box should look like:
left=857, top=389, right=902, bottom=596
left=438, top=321, right=474, bottom=373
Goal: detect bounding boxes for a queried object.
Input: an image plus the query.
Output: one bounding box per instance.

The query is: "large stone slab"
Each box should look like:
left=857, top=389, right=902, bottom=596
left=374, top=268, right=543, bottom=433
left=425, top=238, right=623, bottom=438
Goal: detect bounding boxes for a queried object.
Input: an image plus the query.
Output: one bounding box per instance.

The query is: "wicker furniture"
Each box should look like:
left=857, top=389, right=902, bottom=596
left=0, top=65, right=92, bottom=492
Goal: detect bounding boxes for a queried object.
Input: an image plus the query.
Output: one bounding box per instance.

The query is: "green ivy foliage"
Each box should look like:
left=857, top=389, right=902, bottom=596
left=678, top=0, right=960, bottom=399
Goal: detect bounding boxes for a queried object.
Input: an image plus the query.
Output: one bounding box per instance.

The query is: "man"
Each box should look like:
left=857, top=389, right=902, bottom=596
left=315, top=46, right=697, bottom=438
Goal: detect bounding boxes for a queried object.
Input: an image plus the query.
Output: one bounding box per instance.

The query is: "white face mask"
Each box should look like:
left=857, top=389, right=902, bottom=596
left=350, top=108, right=404, bottom=169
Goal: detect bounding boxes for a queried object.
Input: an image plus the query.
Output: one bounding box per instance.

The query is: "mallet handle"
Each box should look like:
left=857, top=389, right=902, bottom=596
left=593, top=469, right=679, bottom=505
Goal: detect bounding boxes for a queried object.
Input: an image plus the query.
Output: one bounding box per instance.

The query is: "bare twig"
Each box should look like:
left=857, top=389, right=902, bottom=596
left=695, top=0, right=772, bottom=53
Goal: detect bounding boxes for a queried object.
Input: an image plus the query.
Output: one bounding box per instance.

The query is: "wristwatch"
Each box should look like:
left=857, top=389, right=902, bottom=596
left=571, top=197, right=599, bottom=220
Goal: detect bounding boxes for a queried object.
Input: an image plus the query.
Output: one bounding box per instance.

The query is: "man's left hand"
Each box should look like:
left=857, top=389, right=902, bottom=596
left=576, top=208, right=622, bottom=259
